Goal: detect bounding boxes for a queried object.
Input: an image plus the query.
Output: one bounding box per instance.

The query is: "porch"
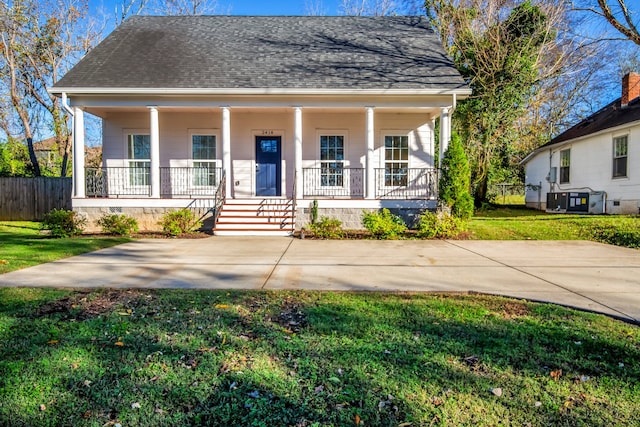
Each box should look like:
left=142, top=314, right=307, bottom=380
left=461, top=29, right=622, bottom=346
left=83, top=166, right=438, bottom=200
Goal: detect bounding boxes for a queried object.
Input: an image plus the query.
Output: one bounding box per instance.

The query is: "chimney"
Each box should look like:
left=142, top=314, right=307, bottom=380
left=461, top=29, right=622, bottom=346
left=622, top=72, right=640, bottom=107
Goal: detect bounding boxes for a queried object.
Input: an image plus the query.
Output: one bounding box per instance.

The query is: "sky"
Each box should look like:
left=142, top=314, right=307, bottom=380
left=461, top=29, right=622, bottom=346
left=94, top=0, right=348, bottom=19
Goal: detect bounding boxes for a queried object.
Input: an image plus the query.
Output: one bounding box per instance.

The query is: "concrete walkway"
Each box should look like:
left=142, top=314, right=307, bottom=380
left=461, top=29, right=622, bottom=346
left=1, top=238, right=639, bottom=323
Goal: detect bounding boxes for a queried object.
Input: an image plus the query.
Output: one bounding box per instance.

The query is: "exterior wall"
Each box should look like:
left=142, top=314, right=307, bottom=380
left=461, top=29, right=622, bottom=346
left=100, top=108, right=434, bottom=199
left=295, top=199, right=436, bottom=230
left=524, top=124, right=640, bottom=214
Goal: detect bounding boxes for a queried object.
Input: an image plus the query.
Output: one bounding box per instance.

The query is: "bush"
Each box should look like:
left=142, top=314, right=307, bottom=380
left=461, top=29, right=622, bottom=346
left=417, top=211, right=466, bottom=239
left=362, top=208, right=407, bottom=239
left=309, top=217, right=344, bottom=239
left=41, top=209, right=86, bottom=238
left=439, top=133, right=474, bottom=218
left=96, top=214, right=139, bottom=236
left=159, top=209, right=201, bottom=236
left=452, top=192, right=475, bottom=220
left=588, top=222, right=640, bottom=248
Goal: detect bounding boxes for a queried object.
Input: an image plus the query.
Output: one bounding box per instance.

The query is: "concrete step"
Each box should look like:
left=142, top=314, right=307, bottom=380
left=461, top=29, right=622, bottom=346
left=214, top=198, right=296, bottom=236
left=214, top=229, right=292, bottom=237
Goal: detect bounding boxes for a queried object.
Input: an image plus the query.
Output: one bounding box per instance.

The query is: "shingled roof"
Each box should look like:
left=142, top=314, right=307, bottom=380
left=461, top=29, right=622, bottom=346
left=53, top=15, right=467, bottom=92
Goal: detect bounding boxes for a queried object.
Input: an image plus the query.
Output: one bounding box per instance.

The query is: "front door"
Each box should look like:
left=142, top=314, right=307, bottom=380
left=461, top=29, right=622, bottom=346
left=255, top=136, right=281, bottom=196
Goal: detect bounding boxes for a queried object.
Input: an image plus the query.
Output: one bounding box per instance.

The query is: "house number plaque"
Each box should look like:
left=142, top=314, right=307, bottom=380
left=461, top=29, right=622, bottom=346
left=261, top=130, right=275, bottom=135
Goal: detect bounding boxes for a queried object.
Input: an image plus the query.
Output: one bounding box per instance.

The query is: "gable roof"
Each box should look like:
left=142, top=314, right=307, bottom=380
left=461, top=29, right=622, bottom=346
left=52, top=15, right=468, bottom=94
left=521, top=96, right=640, bottom=164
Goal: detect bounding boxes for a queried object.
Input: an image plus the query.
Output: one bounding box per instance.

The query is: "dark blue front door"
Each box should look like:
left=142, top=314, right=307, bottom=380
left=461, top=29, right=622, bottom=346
left=255, top=136, right=281, bottom=196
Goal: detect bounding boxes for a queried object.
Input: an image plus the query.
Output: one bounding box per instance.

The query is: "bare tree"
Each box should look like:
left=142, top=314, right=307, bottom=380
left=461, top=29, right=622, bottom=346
left=152, top=0, right=220, bottom=15
left=0, top=0, right=98, bottom=176
left=114, top=0, right=149, bottom=25
left=575, top=0, right=640, bottom=45
left=340, top=0, right=398, bottom=16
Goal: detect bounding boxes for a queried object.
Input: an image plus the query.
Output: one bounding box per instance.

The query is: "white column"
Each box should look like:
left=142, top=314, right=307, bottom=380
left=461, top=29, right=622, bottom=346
left=294, top=106, right=303, bottom=199
left=365, top=106, right=375, bottom=199
left=149, top=106, right=160, bottom=198
left=221, top=106, right=232, bottom=197
left=73, top=107, right=85, bottom=198
left=439, top=107, right=451, bottom=163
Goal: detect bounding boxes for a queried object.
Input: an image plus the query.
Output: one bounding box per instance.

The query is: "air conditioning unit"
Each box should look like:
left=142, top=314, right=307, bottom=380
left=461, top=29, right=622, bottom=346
left=547, top=192, right=604, bottom=214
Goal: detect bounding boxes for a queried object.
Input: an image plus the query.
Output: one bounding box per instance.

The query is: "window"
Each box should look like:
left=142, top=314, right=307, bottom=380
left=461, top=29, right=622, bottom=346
left=192, top=134, right=217, bottom=186
left=320, top=135, right=344, bottom=186
left=127, top=134, right=150, bottom=186
left=613, top=135, right=628, bottom=178
left=384, top=135, right=409, bottom=186
left=559, top=149, right=570, bottom=184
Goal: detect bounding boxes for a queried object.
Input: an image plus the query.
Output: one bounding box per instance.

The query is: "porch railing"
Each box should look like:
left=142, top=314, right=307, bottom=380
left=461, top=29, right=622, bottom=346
left=85, top=167, right=222, bottom=198
left=374, top=168, right=438, bottom=199
left=302, top=167, right=365, bottom=198
left=160, top=167, right=222, bottom=197
left=86, top=167, right=151, bottom=197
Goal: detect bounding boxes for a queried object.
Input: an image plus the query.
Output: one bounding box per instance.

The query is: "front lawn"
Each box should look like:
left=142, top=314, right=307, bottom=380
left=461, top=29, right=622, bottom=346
left=469, top=208, right=640, bottom=247
left=0, top=222, right=131, bottom=274
left=0, top=288, right=638, bottom=426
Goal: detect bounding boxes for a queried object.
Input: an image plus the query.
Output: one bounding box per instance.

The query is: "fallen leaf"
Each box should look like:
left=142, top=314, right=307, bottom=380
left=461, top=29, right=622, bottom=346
left=355, top=414, right=361, bottom=425
left=114, top=341, right=125, bottom=347
left=398, top=423, right=413, bottom=427
left=83, top=380, right=92, bottom=387
left=0, top=260, right=8, bottom=264
left=490, top=387, right=503, bottom=397
left=550, top=369, right=562, bottom=380
left=83, top=410, right=91, bottom=419
left=314, top=385, right=324, bottom=393
left=131, top=402, right=141, bottom=409
left=214, top=304, right=229, bottom=309
left=71, top=363, right=79, bottom=369
left=155, top=408, right=165, bottom=415
left=47, top=340, right=59, bottom=345
left=117, top=312, right=131, bottom=316
left=39, top=404, right=46, bottom=411
left=430, top=396, right=443, bottom=406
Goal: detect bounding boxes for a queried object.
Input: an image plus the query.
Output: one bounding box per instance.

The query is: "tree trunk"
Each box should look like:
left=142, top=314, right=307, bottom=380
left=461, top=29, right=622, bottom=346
left=26, top=137, right=41, bottom=177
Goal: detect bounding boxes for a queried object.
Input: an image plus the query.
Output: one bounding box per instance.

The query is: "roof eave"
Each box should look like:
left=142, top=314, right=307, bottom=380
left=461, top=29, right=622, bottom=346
left=49, top=87, right=472, bottom=97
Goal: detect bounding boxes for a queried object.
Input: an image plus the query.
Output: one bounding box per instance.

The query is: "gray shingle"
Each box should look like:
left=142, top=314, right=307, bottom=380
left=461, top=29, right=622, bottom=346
left=54, top=16, right=466, bottom=91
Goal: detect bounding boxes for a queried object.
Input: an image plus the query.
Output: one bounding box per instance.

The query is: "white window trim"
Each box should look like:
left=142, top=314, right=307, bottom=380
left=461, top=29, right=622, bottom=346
left=316, top=130, right=349, bottom=189
left=123, top=129, right=151, bottom=188
left=559, top=147, right=571, bottom=185
left=612, top=133, right=629, bottom=180
left=380, top=131, right=411, bottom=188
left=188, top=129, right=221, bottom=168
left=188, top=129, right=220, bottom=189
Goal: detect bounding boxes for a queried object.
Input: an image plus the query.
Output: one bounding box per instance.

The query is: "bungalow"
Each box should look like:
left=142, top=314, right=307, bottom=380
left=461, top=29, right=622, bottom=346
left=50, top=15, right=470, bottom=235
left=522, top=73, right=640, bottom=215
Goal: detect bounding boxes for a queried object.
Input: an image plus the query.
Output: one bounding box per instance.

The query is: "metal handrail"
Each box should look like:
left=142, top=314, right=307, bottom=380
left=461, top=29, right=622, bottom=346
left=291, top=170, right=297, bottom=233
left=213, top=170, right=226, bottom=225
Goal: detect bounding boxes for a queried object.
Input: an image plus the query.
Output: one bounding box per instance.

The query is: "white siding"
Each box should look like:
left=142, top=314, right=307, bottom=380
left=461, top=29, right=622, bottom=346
left=525, top=123, right=640, bottom=214
left=101, top=108, right=434, bottom=199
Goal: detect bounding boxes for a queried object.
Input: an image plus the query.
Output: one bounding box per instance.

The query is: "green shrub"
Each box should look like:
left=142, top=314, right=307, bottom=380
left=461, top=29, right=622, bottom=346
left=41, top=209, right=86, bottom=238
left=439, top=133, right=474, bottom=218
left=362, top=208, right=407, bottom=239
left=96, top=213, right=139, bottom=236
left=309, top=217, right=344, bottom=239
left=588, top=222, right=640, bottom=248
left=159, top=209, right=201, bottom=236
left=417, top=211, right=466, bottom=239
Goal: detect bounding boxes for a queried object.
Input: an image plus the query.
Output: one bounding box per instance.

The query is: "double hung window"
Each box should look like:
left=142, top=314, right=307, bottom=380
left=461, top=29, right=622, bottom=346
left=559, top=149, right=570, bottom=184
left=192, top=135, right=217, bottom=186
left=384, top=135, right=409, bottom=186
left=320, top=135, right=344, bottom=186
left=127, top=134, right=150, bottom=186
left=613, top=136, right=628, bottom=178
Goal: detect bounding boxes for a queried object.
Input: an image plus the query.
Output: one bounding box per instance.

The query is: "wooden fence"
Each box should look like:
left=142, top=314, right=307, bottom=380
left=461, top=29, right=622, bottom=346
left=0, top=177, right=72, bottom=221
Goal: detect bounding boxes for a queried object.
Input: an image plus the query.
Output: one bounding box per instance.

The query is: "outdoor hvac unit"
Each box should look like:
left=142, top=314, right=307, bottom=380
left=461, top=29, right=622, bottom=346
left=547, top=191, right=605, bottom=214
left=546, top=192, right=589, bottom=213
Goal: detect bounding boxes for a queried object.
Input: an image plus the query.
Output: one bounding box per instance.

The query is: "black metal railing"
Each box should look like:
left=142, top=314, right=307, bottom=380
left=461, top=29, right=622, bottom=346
left=374, top=168, right=437, bottom=199
left=86, top=167, right=152, bottom=197
left=213, top=170, right=226, bottom=224
left=85, top=167, right=222, bottom=198
left=160, top=166, right=222, bottom=197
left=302, top=167, right=365, bottom=198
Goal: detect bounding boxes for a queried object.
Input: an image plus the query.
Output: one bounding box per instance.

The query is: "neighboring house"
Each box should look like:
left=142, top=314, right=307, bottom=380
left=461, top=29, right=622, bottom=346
left=50, top=16, right=470, bottom=234
left=522, top=73, right=640, bottom=215
left=32, top=138, right=62, bottom=171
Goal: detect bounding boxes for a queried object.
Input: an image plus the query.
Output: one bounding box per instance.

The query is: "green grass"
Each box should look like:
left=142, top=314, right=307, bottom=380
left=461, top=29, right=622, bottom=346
left=0, top=289, right=637, bottom=426
left=0, top=222, right=131, bottom=274
left=469, top=207, right=640, bottom=247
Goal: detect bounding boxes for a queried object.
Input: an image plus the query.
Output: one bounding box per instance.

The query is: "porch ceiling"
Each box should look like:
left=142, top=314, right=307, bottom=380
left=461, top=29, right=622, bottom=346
left=84, top=105, right=441, bottom=119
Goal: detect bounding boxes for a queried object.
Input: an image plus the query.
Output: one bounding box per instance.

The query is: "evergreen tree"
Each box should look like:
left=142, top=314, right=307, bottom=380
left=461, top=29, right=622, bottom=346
left=439, top=133, right=474, bottom=219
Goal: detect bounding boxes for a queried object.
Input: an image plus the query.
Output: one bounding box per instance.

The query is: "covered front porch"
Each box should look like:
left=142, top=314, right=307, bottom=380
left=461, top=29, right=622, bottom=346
left=66, top=93, right=456, bottom=233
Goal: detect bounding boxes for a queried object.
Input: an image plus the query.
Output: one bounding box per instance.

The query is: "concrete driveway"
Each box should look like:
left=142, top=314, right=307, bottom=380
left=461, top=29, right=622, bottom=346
left=1, top=238, right=639, bottom=323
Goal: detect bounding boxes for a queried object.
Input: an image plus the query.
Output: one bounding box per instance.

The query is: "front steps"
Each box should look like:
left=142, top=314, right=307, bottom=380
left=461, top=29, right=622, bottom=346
left=214, top=199, right=295, bottom=236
